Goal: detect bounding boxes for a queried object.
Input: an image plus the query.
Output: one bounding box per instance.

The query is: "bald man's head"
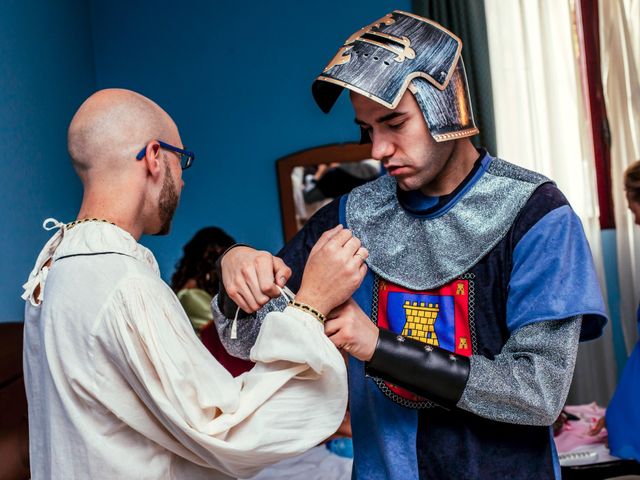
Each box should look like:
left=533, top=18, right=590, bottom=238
left=68, top=89, right=178, bottom=178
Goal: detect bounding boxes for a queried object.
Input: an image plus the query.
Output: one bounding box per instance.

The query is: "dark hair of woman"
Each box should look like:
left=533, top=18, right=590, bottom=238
left=624, top=159, right=640, bottom=203
left=171, top=227, right=236, bottom=296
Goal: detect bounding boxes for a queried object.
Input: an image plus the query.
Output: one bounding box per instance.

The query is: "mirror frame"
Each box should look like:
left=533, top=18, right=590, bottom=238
left=276, top=142, right=372, bottom=242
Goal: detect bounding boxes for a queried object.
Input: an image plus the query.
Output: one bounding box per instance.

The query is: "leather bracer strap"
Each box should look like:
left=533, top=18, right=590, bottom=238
left=366, top=328, right=471, bottom=408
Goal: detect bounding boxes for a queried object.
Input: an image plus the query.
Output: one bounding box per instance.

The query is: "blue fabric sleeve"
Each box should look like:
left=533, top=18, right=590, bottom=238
left=507, top=205, right=607, bottom=341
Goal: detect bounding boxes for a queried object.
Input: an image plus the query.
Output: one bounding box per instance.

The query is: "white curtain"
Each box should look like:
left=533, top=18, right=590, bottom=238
left=601, top=0, right=640, bottom=354
left=484, top=0, right=617, bottom=404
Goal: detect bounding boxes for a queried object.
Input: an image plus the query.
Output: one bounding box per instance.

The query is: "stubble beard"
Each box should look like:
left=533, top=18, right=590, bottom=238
left=156, top=162, right=179, bottom=236
left=415, top=145, right=456, bottom=194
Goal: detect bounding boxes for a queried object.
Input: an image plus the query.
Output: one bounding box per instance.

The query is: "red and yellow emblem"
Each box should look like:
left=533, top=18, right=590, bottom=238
left=375, top=276, right=473, bottom=403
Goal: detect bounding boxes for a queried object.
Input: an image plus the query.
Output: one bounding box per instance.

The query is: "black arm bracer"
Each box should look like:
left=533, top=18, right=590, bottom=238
left=366, top=328, right=471, bottom=408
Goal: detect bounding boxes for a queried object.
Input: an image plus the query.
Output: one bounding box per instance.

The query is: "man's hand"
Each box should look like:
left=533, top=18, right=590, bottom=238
left=295, top=225, right=368, bottom=316
left=324, top=299, right=379, bottom=361
left=220, top=246, right=292, bottom=313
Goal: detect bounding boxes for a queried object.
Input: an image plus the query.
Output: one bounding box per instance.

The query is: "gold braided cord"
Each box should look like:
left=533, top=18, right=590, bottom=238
left=287, top=300, right=326, bottom=325
left=66, top=218, right=116, bottom=229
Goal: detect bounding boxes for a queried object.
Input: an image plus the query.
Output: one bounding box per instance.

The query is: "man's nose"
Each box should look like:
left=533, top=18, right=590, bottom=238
left=370, top=134, right=395, bottom=161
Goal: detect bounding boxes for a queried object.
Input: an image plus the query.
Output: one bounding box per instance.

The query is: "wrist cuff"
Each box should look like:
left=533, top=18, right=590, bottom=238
left=366, top=328, right=470, bottom=408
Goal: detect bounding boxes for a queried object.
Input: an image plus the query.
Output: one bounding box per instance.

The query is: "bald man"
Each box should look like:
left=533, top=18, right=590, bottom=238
left=22, top=89, right=367, bottom=479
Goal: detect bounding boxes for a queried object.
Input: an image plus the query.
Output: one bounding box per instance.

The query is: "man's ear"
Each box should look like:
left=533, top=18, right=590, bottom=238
left=142, top=141, right=162, bottom=177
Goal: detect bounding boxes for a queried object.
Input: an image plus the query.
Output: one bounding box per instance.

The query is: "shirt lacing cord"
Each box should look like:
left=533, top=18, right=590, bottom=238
left=230, top=285, right=295, bottom=340
left=22, top=218, right=68, bottom=305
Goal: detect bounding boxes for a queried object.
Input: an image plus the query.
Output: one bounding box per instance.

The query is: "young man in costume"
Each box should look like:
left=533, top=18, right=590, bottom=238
left=213, top=11, right=607, bottom=479
left=21, top=88, right=369, bottom=479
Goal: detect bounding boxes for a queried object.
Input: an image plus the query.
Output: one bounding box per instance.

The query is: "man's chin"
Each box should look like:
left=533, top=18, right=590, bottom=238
left=151, top=218, right=173, bottom=236
left=154, top=223, right=172, bottom=236
left=396, top=178, right=419, bottom=192
left=395, top=174, right=435, bottom=193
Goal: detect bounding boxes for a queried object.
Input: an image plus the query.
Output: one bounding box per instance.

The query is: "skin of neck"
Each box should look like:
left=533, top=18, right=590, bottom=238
left=420, top=138, right=481, bottom=197
left=76, top=173, right=150, bottom=241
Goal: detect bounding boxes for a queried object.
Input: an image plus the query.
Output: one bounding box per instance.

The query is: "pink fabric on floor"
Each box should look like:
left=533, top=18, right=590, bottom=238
left=555, top=403, right=608, bottom=454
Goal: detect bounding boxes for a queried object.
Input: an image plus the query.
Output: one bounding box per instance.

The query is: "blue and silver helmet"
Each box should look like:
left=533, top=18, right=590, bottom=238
left=312, top=10, right=478, bottom=142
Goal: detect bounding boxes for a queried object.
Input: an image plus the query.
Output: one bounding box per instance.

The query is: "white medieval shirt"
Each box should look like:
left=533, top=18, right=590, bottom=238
left=22, top=220, right=347, bottom=480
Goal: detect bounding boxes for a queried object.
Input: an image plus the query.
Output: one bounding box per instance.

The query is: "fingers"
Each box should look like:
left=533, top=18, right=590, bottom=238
left=332, top=228, right=356, bottom=248
left=253, top=254, right=280, bottom=298
left=311, top=224, right=344, bottom=252
left=243, top=266, right=271, bottom=309
left=328, top=334, right=346, bottom=350
left=232, top=282, right=262, bottom=313
left=299, top=226, right=367, bottom=313
left=358, top=262, right=368, bottom=280
left=223, top=276, right=257, bottom=313
left=325, top=302, right=379, bottom=361
left=312, top=226, right=367, bottom=260
left=355, top=247, right=369, bottom=260
left=353, top=246, right=369, bottom=265
left=224, top=250, right=291, bottom=313
left=273, top=257, right=292, bottom=287
left=324, top=317, right=341, bottom=337
left=248, top=254, right=292, bottom=301
left=350, top=247, right=369, bottom=284
left=343, top=236, right=362, bottom=256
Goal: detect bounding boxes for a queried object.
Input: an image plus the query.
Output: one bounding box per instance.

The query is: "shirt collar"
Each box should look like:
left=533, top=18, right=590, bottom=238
left=23, top=220, right=159, bottom=306
left=397, top=149, right=492, bottom=218
left=52, top=222, right=159, bottom=273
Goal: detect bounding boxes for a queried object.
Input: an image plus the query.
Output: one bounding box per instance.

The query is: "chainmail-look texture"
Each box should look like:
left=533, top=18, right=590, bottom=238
left=458, top=316, right=582, bottom=425
left=345, top=158, right=549, bottom=291
left=211, top=294, right=287, bottom=360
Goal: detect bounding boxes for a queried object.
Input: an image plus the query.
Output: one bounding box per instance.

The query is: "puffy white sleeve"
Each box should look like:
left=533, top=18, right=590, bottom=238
left=93, top=275, right=347, bottom=478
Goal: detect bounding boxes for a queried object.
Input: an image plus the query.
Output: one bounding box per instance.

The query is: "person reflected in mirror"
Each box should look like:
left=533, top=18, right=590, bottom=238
left=302, top=160, right=382, bottom=204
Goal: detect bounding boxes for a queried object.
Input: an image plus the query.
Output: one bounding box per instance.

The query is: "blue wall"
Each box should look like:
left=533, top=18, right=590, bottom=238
left=89, top=0, right=410, bottom=284
left=0, top=0, right=96, bottom=321
left=0, top=1, right=410, bottom=321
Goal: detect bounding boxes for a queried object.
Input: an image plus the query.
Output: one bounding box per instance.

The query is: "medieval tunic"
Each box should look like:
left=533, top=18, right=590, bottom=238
left=214, top=152, right=607, bottom=479
left=22, top=222, right=347, bottom=480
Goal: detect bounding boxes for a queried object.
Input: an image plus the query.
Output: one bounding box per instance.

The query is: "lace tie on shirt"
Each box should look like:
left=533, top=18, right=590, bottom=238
left=21, top=218, right=68, bottom=306
left=230, top=285, right=295, bottom=340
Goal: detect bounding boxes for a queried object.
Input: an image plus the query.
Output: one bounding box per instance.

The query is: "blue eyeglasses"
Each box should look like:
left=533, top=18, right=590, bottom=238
left=136, top=140, right=195, bottom=170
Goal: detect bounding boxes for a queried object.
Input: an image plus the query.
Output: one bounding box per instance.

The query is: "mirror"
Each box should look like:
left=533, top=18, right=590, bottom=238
left=276, top=143, right=378, bottom=241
